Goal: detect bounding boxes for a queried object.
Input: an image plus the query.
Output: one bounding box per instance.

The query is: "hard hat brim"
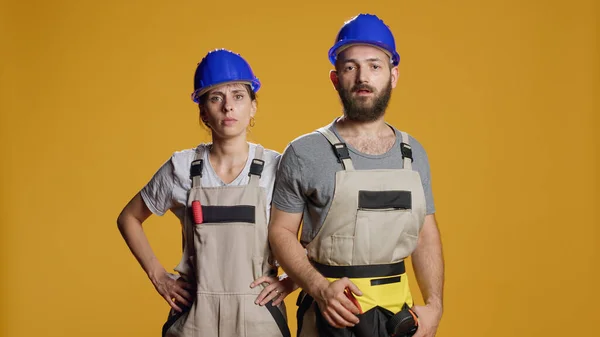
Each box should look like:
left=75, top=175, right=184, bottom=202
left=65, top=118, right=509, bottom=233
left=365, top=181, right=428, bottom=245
left=191, top=79, right=260, bottom=103
left=328, top=40, right=400, bottom=66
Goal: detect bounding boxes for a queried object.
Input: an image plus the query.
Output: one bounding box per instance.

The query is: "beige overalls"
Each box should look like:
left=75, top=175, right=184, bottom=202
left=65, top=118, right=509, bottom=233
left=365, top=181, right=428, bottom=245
left=297, top=127, right=426, bottom=337
left=163, top=145, right=290, bottom=337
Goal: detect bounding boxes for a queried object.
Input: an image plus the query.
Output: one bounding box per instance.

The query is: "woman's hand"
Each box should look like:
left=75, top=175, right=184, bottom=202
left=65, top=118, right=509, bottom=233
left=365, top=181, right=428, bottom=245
left=151, top=271, right=195, bottom=312
left=251, top=274, right=297, bottom=306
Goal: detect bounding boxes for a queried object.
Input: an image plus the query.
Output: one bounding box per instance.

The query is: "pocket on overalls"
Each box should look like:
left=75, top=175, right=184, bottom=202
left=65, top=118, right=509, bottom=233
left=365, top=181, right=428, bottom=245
left=341, top=273, right=411, bottom=316
left=313, top=304, right=392, bottom=337
left=330, top=235, right=354, bottom=265
left=193, top=204, right=257, bottom=292
left=353, top=306, right=394, bottom=337
left=354, top=190, right=413, bottom=263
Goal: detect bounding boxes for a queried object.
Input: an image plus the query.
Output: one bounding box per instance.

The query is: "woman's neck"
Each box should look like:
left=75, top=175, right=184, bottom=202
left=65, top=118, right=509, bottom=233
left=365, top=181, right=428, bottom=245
left=208, top=135, right=250, bottom=183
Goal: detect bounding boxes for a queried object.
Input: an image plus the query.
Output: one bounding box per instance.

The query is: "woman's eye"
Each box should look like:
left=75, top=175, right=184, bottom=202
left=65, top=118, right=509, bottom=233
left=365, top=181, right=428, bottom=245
left=235, top=94, right=244, bottom=100
left=209, top=96, right=222, bottom=102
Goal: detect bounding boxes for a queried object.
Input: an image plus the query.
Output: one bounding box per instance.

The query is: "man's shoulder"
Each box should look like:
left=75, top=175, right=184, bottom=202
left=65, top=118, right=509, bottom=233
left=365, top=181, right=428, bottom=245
left=289, top=130, right=326, bottom=146
left=287, top=126, right=334, bottom=154
left=388, top=126, right=428, bottom=156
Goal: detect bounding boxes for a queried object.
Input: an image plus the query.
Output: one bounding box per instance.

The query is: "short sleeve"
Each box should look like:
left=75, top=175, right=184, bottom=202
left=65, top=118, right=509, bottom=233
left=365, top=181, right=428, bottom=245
left=410, top=137, right=436, bottom=215
left=140, top=158, right=176, bottom=216
left=272, top=144, right=306, bottom=213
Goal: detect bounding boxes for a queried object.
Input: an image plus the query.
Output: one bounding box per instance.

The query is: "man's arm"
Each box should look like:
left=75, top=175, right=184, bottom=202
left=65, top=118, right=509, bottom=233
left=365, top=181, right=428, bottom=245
left=411, top=213, right=444, bottom=337
left=268, top=208, right=328, bottom=295
left=268, top=207, right=361, bottom=328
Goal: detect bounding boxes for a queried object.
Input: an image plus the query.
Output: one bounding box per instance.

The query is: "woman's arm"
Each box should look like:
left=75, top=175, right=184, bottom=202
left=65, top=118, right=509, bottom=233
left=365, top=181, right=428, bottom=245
left=117, top=192, right=194, bottom=312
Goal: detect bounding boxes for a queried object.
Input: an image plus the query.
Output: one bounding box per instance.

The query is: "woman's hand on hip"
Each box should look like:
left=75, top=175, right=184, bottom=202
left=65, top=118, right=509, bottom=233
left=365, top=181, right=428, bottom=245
left=151, top=270, right=195, bottom=313
left=251, top=274, right=296, bottom=306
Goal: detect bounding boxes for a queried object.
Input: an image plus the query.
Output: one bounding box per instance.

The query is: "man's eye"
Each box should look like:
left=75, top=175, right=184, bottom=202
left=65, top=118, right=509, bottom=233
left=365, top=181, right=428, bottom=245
left=209, top=96, right=222, bottom=102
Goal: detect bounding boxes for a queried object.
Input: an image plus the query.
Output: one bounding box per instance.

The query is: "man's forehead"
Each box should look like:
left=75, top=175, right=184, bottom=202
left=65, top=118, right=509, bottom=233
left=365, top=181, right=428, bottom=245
left=336, top=44, right=392, bottom=63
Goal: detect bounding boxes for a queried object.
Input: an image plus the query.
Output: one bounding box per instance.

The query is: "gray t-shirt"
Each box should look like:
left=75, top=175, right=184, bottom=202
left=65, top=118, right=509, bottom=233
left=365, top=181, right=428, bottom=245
left=272, top=122, right=435, bottom=246
left=141, top=143, right=281, bottom=224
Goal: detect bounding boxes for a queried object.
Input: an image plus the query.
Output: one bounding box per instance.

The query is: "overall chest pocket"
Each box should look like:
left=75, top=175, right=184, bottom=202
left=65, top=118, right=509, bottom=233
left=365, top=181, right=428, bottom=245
left=193, top=205, right=256, bottom=225
left=353, top=190, right=416, bottom=264
left=192, top=205, right=257, bottom=292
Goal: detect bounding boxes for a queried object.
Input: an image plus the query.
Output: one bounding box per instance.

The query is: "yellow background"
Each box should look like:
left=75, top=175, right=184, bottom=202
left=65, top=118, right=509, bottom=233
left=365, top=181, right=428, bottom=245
left=1, top=0, right=598, bottom=336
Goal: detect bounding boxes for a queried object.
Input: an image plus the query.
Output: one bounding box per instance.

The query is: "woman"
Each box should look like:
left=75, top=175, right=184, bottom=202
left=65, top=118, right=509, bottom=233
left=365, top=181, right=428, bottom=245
left=117, top=49, right=294, bottom=337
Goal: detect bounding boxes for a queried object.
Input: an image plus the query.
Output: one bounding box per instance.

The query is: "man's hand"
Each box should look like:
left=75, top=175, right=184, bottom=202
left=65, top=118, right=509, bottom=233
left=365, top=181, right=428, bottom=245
left=412, top=304, right=442, bottom=337
left=150, top=271, right=195, bottom=313
left=315, top=277, right=362, bottom=328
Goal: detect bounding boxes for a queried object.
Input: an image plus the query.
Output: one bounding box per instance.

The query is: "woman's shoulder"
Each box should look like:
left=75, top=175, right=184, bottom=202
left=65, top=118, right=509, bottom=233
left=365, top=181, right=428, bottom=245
left=167, top=143, right=210, bottom=179
left=249, top=143, right=281, bottom=166
left=170, top=143, right=210, bottom=160
left=249, top=144, right=280, bottom=188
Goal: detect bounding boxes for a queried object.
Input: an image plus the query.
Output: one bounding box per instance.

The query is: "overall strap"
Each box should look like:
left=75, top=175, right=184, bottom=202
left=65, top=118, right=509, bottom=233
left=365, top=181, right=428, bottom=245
left=399, top=132, right=413, bottom=170
left=317, top=127, right=354, bottom=171
left=190, top=145, right=206, bottom=188
left=248, top=144, right=265, bottom=188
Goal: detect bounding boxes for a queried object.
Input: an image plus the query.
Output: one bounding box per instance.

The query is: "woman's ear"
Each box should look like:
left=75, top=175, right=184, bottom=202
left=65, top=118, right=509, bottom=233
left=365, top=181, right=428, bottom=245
left=199, top=105, right=209, bottom=126
left=250, top=99, right=257, bottom=117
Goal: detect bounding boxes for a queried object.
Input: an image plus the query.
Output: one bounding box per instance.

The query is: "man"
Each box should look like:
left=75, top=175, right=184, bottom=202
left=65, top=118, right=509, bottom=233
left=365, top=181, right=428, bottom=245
left=269, top=14, right=444, bottom=337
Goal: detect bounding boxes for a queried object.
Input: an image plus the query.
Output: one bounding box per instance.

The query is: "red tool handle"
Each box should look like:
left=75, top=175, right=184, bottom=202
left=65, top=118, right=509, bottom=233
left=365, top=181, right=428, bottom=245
left=192, top=200, right=203, bottom=224
left=344, top=287, right=363, bottom=314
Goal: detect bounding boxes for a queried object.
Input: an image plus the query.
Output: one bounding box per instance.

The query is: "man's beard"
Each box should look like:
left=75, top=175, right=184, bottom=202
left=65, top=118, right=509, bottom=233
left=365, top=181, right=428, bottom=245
left=338, top=81, right=392, bottom=122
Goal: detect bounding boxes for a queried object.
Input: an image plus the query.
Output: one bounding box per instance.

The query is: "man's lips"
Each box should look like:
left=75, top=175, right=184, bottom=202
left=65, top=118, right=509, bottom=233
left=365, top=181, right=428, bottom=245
left=352, top=85, right=374, bottom=95
left=354, top=89, right=373, bottom=96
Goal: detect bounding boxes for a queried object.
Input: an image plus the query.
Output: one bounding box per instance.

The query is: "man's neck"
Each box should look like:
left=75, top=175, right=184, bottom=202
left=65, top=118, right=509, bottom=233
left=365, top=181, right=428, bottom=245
left=334, top=115, right=396, bottom=155
left=335, top=115, right=392, bottom=138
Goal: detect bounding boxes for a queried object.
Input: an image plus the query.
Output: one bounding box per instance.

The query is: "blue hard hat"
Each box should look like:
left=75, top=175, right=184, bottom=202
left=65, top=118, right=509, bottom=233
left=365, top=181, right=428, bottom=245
left=328, top=14, right=400, bottom=66
left=191, top=49, right=261, bottom=103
